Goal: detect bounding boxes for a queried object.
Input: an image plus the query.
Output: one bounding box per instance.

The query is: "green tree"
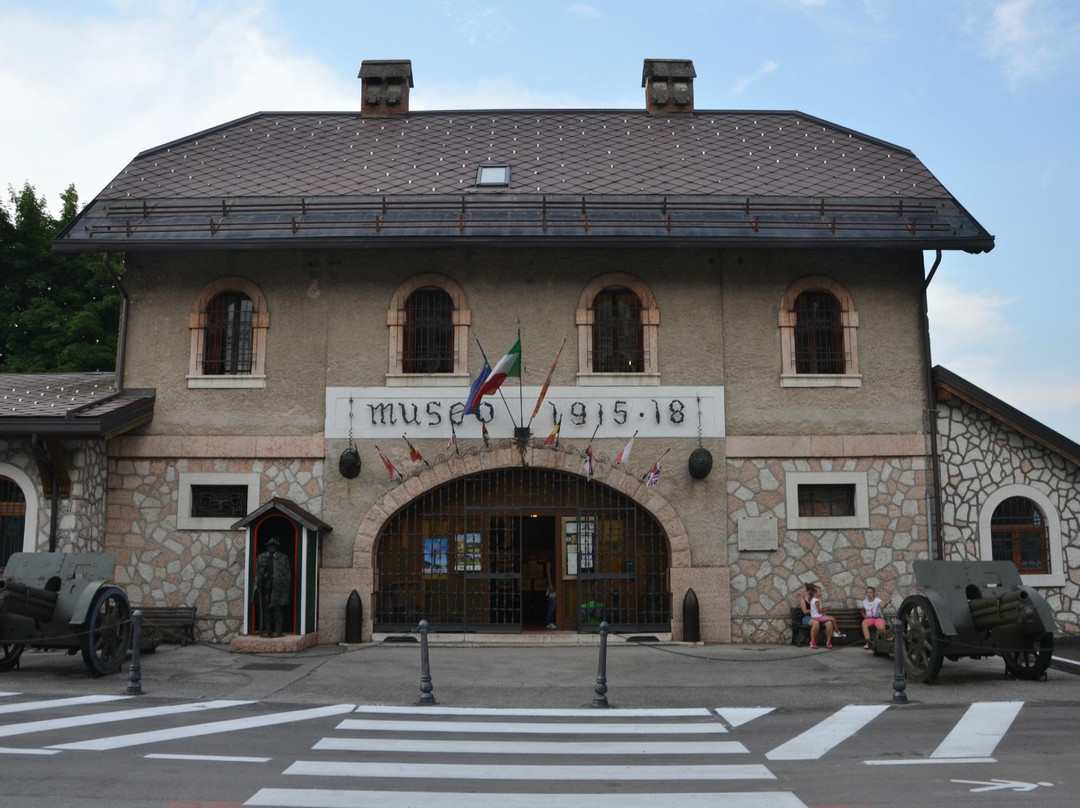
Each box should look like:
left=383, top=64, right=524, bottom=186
left=0, top=183, right=120, bottom=373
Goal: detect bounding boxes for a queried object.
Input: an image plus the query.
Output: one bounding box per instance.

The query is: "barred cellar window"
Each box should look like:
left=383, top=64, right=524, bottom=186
left=793, top=290, right=845, bottom=374
left=402, top=288, right=454, bottom=373
left=189, top=485, right=249, bottom=519
left=0, top=476, right=27, bottom=567
left=797, top=483, right=856, bottom=518
left=591, top=288, right=644, bottom=373
left=991, top=496, right=1049, bottom=575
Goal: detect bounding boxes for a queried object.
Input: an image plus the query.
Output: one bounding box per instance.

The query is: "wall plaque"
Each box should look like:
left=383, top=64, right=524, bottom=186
left=738, top=517, right=778, bottom=552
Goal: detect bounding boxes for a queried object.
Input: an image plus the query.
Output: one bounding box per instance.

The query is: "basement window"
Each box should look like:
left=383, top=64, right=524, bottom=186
left=475, top=164, right=511, bottom=186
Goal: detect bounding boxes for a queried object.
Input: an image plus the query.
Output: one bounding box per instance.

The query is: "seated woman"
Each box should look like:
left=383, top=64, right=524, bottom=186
left=860, top=585, right=887, bottom=649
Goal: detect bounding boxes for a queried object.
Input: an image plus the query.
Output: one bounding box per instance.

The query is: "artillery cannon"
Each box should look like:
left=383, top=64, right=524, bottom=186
left=894, top=560, right=1055, bottom=683
left=0, top=552, right=132, bottom=676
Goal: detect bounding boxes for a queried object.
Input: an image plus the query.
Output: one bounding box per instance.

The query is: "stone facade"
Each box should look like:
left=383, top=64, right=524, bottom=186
left=727, top=455, right=929, bottom=643
left=105, top=454, right=325, bottom=642
left=938, top=398, right=1080, bottom=635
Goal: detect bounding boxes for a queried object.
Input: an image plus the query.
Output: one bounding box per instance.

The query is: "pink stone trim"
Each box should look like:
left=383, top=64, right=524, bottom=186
left=725, top=434, right=926, bottom=458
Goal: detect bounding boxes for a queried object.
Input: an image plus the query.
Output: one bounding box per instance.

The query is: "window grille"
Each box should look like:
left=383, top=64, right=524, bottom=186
left=373, top=467, right=671, bottom=632
left=797, top=484, right=856, bottom=518
left=402, top=288, right=454, bottom=373
left=794, top=291, right=846, bottom=374
left=190, top=485, right=248, bottom=519
left=201, top=292, right=255, bottom=375
left=591, top=288, right=644, bottom=373
left=0, top=476, right=26, bottom=567
left=991, top=496, right=1049, bottom=574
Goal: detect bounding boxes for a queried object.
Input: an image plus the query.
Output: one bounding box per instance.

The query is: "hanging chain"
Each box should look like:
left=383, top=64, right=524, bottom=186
left=348, top=396, right=355, bottom=449
left=696, top=395, right=704, bottom=449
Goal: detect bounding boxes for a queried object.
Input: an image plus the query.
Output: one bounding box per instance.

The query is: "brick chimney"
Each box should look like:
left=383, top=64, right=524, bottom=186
left=358, top=59, right=414, bottom=116
left=642, top=59, right=696, bottom=114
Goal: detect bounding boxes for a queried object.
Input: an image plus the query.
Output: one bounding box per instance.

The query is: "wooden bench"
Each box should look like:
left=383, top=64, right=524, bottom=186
left=135, top=606, right=197, bottom=651
left=790, top=606, right=866, bottom=646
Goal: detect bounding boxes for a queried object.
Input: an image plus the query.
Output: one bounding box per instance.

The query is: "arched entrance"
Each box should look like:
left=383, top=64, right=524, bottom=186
left=373, top=466, right=671, bottom=633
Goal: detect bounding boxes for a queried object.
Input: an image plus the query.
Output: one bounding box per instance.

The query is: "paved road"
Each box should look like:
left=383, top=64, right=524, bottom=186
left=0, top=692, right=1076, bottom=806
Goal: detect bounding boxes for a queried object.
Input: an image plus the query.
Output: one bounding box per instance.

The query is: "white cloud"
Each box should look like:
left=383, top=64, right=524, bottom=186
left=926, top=281, right=1014, bottom=359
left=731, top=60, right=779, bottom=94
left=568, top=4, right=601, bottom=19
left=977, top=0, right=1080, bottom=89
left=0, top=3, right=356, bottom=212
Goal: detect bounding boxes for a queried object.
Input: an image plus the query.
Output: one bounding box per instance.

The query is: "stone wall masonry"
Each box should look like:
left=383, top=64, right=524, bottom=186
left=726, top=456, right=928, bottom=643
left=105, top=455, right=325, bottom=643
left=938, top=399, right=1080, bottom=635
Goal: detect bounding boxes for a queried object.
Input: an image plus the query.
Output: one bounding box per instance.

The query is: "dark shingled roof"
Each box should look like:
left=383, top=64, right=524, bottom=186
left=55, top=108, right=993, bottom=252
left=0, top=373, right=155, bottom=438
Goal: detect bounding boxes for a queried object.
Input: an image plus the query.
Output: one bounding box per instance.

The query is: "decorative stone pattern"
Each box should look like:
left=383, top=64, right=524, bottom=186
left=937, top=399, right=1080, bottom=635
left=727, top=456, right=928, bottom=643
left=105, top=456, right=324, bottom=643
left=0, top=437, right=108, bottom=554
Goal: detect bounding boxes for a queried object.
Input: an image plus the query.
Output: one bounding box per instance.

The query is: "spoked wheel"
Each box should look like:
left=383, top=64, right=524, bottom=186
left=80, top=586, right=132, bottom=676
left=1003, top=632, right=1054, bottom=680
left=899, top=594, right=945, bottom=683
left=0, top=642, right=24, bottom=672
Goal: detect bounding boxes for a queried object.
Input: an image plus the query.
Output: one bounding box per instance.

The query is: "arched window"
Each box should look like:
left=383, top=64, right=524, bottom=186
left=779, top=276, right=860, bottom=387
left=203, top=292, right=254, bottom=375
left=0, top=475, right=27, bottom=568
left=576, top=274, right=659, bottom=381
left=387, top=274, right=470, bottom=384
left=794, top=290, right=844, bottom=374
left=402, top=288, right=454, bottom=374
left=592, top=288, right=643, bottom=373
left=188, top=277, right=269, bottom=388
left=990, top=496, right=1049, bottom=575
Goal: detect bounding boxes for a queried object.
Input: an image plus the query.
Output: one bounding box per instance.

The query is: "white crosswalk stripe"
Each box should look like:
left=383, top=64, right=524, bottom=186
left=247, top=706, right=807, bottom=808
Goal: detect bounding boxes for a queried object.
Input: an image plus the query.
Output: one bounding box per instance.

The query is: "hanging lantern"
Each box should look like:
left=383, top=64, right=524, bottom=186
left=339, top=447, right=361, bottom=479
left=688, top=394, right=712, bottom=479
left=688, top=447, right=713, bottom=479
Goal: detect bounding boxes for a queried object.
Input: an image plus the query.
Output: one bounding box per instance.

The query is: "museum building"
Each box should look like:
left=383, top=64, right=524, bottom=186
left=6, top=58, right=1071, bottom=645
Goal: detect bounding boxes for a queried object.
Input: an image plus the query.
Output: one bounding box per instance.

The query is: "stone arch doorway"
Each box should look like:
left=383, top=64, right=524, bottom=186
left=371, top=465, right=672, bottom=633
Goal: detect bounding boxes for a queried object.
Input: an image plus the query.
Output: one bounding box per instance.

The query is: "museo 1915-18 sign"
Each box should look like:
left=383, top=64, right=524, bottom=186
left=325, top=386, right=724, bottom=441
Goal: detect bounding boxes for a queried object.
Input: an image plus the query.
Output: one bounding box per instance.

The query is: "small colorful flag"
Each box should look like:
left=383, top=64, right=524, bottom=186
left=529, top=337, right=566, bottom=424
left=481, top=421, right=491, bottom=447
left=375, top=445, right=403, bottom=481
left=643, top=455, right=665, bottom=487
left=447, top=423, right=458, bottom=452
left=403, top=434, right=424, bottom=464
left=584, top=442, right=594, bottom=479
left=544, top=417, right=561, bottom=447
left=464, top=358, right=492, bottom=417
left=615, top=431, right=637, bottom=466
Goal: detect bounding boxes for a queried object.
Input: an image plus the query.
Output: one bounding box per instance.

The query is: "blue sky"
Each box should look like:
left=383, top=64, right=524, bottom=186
left=1, top=0, right=1077, bottom=439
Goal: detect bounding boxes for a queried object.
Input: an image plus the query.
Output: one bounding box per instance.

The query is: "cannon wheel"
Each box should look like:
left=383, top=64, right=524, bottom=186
left=899, top=594, right=945, bottom=683
left=80, top=587, right=132, bottom=676
left=1002, top=632, right=1054, bottom=681
left=0, top=643, right=24, bottom=671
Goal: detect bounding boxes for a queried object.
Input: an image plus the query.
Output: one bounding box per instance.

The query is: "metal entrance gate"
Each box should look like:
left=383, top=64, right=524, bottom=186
left=373, top=467, right=671, bottom=632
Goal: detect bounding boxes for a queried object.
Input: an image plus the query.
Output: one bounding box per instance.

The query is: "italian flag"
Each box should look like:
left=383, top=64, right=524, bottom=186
left=475, top=337, right=522, bottom=399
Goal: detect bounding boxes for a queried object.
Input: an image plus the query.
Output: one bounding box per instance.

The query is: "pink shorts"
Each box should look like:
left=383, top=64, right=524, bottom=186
left=865, top=618, right=886, bottom=630
left=812, top=616, right=830, bottom=623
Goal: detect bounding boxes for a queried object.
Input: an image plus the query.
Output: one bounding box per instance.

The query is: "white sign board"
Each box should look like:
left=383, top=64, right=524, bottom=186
left=738, top=517, right=778, bottom=552
left=325, top=386, right=724, bottom=440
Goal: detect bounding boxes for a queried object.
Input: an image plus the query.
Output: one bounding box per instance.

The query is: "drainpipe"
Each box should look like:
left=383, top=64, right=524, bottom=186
left=104, top=253, right=129, bottom=392
left=921, top=250, right=944, bottom=560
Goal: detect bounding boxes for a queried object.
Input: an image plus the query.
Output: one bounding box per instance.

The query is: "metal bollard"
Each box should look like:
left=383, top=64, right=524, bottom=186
left=417, top=619, right=435, bottom=706
left=127, top=610, right=143, bottom=696
left=891, top=618, right=908, bottom=704
left=592, top=621, right=610, bottom=708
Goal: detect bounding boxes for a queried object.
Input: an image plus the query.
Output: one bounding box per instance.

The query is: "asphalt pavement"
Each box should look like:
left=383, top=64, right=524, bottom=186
left=2, top=630, right=1078, bottom=710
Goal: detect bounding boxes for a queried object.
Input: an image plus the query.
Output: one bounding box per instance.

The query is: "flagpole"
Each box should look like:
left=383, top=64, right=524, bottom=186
left=516, top=325, right=524, bottom=430
left=528, top=334, right=567, bottom=427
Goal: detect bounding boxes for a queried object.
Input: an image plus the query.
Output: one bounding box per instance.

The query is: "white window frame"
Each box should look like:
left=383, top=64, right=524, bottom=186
left=785, top=471, right=870, bottom=530
left=0, top=463, right=40, bottom=554
left=177, top=472, right=260, bottom=530
left=978, top=484, right=1064, bottom=587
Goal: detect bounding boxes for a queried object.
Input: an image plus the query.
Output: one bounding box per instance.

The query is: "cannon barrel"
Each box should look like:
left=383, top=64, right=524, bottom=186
left=0, top=578, right=59, bottom=623
left=968, top=588, right=1037, bottom=632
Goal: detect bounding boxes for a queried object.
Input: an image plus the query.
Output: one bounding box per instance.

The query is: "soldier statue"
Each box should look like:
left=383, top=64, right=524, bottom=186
left=253, top=536, right=292, bottom=637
